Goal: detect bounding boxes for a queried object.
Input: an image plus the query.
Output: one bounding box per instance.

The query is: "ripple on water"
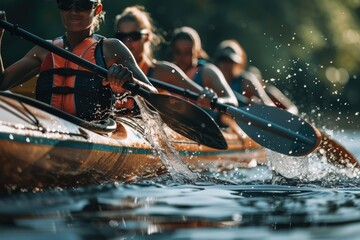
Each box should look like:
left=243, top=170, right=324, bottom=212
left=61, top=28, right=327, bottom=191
left=0, top=131, right=359, bottom=239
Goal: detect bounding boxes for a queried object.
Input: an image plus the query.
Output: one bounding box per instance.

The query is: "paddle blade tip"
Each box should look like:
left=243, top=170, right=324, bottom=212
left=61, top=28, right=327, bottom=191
left=295, top=125, right=322, bottom=156
left=316, top=132, right=359, bottom=169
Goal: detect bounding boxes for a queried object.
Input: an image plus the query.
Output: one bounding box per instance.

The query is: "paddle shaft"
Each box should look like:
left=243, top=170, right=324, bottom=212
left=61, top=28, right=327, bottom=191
left=0, top=17, right=319, bottom=155
left=0, top=19, right=228, bottom=150
left=0, top=19, right=143, bottom=92
left=149, top=78, right=315, bottom=145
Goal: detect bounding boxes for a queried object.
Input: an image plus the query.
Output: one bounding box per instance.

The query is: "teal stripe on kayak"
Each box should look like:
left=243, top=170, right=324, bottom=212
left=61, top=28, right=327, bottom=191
left=0, top=132, right=153, bottom=155
left=179, top=148, right=261, bottom=157
left=0, top=132, right=261, bottom=157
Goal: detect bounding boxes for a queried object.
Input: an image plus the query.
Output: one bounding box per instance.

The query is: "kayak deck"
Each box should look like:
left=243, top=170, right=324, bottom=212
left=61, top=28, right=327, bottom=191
left=0, top=93, right=267, bottom=190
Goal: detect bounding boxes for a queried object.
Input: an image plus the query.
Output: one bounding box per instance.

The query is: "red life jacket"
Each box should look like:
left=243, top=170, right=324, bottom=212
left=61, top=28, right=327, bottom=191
left=36, top=34, right=112, bottom=121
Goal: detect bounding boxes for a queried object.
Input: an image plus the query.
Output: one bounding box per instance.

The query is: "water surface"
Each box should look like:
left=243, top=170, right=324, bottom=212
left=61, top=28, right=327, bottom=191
left=1, top=130, right=359, bottom=240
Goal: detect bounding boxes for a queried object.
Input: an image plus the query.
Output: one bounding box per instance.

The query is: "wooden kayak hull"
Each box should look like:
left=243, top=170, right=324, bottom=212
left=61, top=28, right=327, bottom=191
left=0, top=93, right=267, bottom=190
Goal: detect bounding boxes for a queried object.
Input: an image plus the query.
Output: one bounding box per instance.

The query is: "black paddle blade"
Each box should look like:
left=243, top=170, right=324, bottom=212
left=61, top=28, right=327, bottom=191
left=226, top=105, right=321, bottom=156
left=145, top=93, right=227, bottom=150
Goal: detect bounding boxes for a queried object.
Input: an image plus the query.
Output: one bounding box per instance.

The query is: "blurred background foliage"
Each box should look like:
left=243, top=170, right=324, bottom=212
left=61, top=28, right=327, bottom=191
left=1, top=0, right=360, bottom=117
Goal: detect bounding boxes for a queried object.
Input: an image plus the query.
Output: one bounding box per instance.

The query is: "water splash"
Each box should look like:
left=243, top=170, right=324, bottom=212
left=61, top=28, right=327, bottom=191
left=134, top=96, right=198, bottom=183
left=269, top=143, right=359, bottom=184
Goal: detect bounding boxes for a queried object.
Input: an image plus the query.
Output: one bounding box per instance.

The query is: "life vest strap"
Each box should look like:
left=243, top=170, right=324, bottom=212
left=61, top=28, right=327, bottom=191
left=52, top=86, right=75, bottom=94
left=46, top=68, right=96, bottom=77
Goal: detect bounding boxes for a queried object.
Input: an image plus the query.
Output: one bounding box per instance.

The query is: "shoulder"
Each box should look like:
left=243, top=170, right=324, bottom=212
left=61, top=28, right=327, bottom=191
left=154, top=60, right=181, bottom=72
left=151, top=60, right=189, bottom=82
left=102, top=38, right=124, bottom=50
left=241, top=71, right=264, bottom=85
left=153, top=60, right=180, bottom=74
left=102, top=38, right=134, bottom=62
left=203, top=62, right=223, bottom=76
left=29, top=39, right=54, bottom=61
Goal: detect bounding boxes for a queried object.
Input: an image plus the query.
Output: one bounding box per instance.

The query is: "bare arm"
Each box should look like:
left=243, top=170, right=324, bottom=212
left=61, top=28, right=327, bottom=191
left=265, top=84, right=299, bottom=115
left=241, top=72, right=275, bottom=106
left=152, top=60, right=203, bottom=93
left=0, top=13, right=3, bottom=83
left=102, top=38, right=157, bottom=93
left=0, top=12, right=49, bottom=90
left=202, top=63, right=238, bottom=107
left=151, top=60, right=217, bottom=109
left=0, top=45, right=46, bottom=90
left=0, top=11, right=5, bottom=86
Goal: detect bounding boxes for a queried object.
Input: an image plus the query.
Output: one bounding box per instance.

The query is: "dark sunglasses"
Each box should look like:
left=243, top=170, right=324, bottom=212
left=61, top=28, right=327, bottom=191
left=57, top=0, right=98, bottom=11
left=115, top=30, right=149, bottom=42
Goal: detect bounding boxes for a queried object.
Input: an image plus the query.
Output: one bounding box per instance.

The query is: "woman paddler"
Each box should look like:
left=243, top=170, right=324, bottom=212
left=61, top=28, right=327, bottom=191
left=0, top=0, right=157, bottom=121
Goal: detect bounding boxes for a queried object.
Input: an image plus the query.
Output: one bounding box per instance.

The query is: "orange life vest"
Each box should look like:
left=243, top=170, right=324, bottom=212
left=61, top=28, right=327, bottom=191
left=36, top=34, right=112, bottom=121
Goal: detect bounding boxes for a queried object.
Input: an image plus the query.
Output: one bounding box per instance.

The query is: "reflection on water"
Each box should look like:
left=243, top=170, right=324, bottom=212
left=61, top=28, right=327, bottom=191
left=2, top=182, right=360, bottom=240
left=0, top=130, right=359, bottom=240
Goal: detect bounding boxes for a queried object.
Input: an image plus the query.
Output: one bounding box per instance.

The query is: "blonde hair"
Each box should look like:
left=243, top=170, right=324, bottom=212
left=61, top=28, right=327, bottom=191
left=114, top=5, right=162, bottom=63
left=171, top=26, right=209, bottom=60
left=92, top=1, right=105, bottom=33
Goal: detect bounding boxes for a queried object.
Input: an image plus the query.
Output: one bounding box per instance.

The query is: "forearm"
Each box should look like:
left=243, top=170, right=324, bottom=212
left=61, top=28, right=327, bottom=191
left=133, top=76, right=158, bottom=93
left=131, top=67, right=158, bottom=93
left=0, top=61, right=9, bottom=91
left=0, top=11, right=5, bottom=89
left=0, top=52, right=41, bottom=91
left=0, top=66, right=4, bottom=90
left=177, top=78, right=202, bottom=93
left=0, top=38, right=5, bottom=89
left=120, top=58, right=158, bottom=93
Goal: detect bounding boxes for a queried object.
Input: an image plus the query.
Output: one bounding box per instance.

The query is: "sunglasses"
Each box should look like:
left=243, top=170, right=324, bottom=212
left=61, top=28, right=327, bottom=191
left=115, top=30, right=149, bottom=42
left=57, top=0, right=98, bottom=11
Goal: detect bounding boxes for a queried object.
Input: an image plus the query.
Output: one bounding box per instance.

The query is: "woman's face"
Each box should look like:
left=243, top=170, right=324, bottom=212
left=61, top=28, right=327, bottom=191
left=59, top=4, right=100, bottom=33
left=116, top=21, right=147, bottom=63
left=172, top=39, right=195, bottom=71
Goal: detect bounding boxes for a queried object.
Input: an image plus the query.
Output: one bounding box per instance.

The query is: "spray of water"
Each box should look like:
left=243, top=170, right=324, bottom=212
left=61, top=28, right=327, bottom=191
left=133, top=96, right=199, bottom=183
left=269, top=145, right=359, bottom=184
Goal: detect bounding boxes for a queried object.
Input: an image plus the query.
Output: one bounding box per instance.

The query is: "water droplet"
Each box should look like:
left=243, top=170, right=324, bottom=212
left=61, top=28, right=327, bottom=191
left=232, top=213, right=242, bottom=222
left=109, top=220, right=119, bottom=227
